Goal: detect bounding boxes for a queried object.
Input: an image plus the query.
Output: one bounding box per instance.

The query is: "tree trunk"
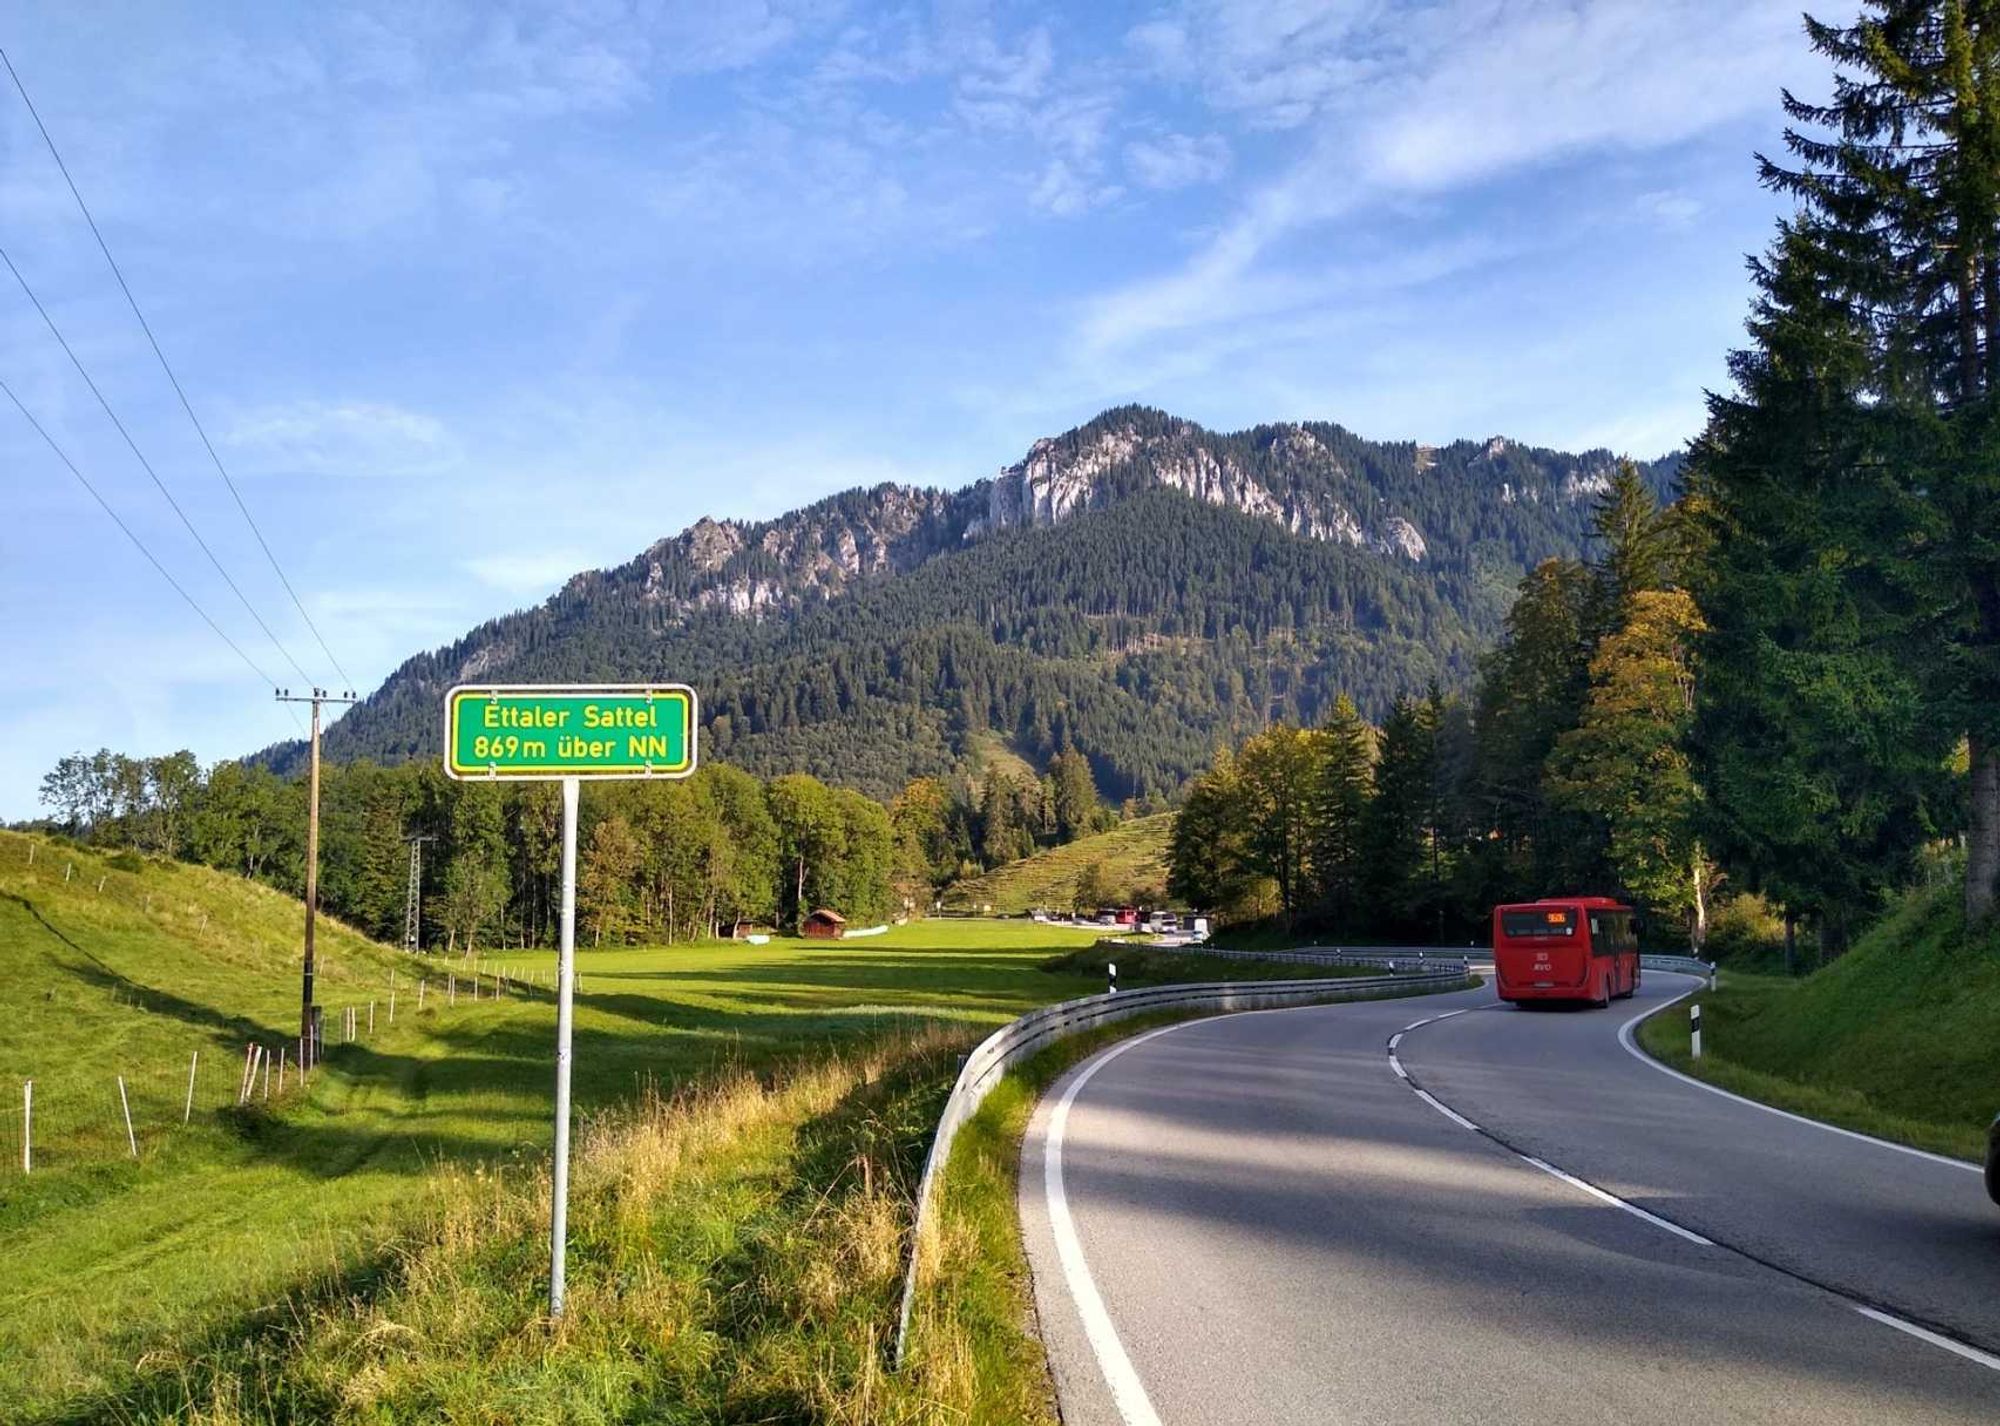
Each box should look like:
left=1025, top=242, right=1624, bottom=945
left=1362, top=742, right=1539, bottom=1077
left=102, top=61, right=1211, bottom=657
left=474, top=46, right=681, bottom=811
left=1782, top=911, right=1796, bottom=977
left=1689, top=853, right=1709, bottom=954
left=1968, top=734, right=2000, bottom=922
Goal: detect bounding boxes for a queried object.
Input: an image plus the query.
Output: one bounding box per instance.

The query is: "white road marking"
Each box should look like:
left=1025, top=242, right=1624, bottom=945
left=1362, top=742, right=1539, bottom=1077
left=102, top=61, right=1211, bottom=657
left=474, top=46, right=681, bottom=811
left=1616, top=981, right=1980, bottom=1174
left=1516, top=1154, right=1715, bottom=1246
left=1387, top=1032, right=1403, bottom=1051
left=1388, top=1011, right=1714, bottom=1245
left=1045, top=1026, right=1182, bottom=1426
left=1855, top=1307, right=2000, bottom=1373
left=1411, top=1087, right=1479, bottom=1131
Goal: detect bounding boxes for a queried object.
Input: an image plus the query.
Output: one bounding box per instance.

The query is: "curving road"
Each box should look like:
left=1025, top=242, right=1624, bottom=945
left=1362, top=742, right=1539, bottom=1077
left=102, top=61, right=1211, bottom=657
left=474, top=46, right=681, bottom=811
left=1019, top=974, right=2000, bottom=1424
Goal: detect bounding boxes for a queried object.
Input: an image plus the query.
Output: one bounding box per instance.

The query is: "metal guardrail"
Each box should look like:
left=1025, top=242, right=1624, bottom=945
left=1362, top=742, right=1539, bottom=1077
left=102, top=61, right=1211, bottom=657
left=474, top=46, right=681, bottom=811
left=1641, top=953, right=1717, bottom=976
left=1198, top=944, right=1716, bottom=978
left=890, top=965, right=1472, bottom=1365
left=1180, top=944, right=1477, bottom=972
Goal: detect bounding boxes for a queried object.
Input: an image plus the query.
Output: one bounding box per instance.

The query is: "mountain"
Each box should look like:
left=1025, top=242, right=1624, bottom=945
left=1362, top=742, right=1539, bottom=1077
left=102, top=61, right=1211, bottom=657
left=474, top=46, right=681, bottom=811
left=275, top=406, right=1678, bottom=800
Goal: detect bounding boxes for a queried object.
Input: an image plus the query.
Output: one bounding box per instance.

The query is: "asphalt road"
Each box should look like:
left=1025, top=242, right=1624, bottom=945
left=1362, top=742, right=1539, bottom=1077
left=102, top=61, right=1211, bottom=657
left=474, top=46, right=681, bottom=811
left=1019, top=974, right=2000, bottom=1424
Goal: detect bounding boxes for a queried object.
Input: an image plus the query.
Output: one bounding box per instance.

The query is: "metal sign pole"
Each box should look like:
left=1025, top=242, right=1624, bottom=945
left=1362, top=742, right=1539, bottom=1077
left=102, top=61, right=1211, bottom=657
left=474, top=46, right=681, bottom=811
left=551, top=774, right=580, bottom=1317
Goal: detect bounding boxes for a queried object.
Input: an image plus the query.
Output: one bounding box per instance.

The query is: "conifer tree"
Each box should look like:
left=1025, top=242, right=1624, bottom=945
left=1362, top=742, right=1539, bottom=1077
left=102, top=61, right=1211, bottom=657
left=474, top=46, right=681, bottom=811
left=1363, top=697, right=1436, bottom=934
left=1312, top=695, right=1372, bottom=934
left=1721, top=2, right=2000, bottom=921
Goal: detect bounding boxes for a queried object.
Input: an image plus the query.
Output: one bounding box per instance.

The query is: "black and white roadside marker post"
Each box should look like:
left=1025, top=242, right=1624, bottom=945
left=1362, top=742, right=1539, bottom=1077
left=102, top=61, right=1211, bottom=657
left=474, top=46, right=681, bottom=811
left=444, top=684, right=697, bottom=1318
left=1108, top=961, right=1117, bottom=995
left=1691, top=1001, right=1703, bottom=1060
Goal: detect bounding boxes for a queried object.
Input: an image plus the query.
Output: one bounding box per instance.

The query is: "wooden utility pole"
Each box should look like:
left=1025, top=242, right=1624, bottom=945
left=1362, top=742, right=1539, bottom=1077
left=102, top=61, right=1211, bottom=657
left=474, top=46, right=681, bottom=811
left=277, top=686, right=357, bottom=1067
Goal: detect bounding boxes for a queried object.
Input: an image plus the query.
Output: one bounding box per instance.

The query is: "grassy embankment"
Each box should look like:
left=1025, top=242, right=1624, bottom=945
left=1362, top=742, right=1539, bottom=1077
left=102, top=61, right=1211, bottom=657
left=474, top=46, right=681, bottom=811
left=0, top=826, right=1115, bottom=1419
left=942, top=813, right=1174, bottom=914
left=3, top=825, right=1461, bottom=1421
left=1636, top=887, right=2000, bottom=1162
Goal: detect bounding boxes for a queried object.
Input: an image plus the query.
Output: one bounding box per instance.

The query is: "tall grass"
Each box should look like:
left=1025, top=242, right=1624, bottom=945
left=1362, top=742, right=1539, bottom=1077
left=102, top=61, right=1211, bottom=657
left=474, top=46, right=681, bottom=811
left=75, top=1026, right=993, bottom=1424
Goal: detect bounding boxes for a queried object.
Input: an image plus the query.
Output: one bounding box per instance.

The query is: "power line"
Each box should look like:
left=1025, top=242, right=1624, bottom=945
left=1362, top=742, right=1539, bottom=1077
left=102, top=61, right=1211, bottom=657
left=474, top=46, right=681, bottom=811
left=0, top=239, right=318, bottom=689
left=0, top=372, right=282, bottom=694
left=1, top=44, right=355, bottom=692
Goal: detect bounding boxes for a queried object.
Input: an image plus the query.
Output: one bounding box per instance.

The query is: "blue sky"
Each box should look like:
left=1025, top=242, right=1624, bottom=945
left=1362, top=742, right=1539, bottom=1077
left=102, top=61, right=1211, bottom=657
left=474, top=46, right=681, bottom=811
left=0, top=1, right=1830, bottom=817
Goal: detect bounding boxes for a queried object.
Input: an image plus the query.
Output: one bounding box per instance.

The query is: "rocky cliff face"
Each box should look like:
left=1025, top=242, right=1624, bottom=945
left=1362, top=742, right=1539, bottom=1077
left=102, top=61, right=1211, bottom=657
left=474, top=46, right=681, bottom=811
left=566, top=407, right=1656, bottom=643
left=271, top=404, right=1676, bottom=781
left=970, top=415, right=1396, bottom=554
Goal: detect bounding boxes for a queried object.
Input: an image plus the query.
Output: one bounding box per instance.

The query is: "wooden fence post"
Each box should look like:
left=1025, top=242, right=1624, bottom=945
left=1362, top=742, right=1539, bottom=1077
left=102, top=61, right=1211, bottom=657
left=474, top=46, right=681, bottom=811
left=118, top=1076, right=137, bottom=1158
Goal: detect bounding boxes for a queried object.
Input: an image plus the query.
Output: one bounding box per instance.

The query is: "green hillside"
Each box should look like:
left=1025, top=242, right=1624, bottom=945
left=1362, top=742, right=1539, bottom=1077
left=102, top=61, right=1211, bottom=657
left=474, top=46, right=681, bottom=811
left=0, top=829, right=429, bottom=1155
left=1638, top=888, right=2000, bottom=1161
left=944, top=814, right=1175, bottom=913
left=0, top=829, right=1115, bottom=1414
left=282, top=407, right=1679, bottom=802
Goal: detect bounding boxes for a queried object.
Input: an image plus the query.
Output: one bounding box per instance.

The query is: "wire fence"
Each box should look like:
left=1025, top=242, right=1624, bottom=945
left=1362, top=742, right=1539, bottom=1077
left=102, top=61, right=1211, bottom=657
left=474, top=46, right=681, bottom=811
left=0, top=959, right=572, bottom=1178
left=3, top=829, right=577, bottom=1178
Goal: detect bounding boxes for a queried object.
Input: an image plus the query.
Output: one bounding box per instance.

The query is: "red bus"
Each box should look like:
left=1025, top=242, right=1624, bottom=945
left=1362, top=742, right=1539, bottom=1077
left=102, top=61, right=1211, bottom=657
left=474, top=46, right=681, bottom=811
left=1492, top=898, right=1640, bottom=1007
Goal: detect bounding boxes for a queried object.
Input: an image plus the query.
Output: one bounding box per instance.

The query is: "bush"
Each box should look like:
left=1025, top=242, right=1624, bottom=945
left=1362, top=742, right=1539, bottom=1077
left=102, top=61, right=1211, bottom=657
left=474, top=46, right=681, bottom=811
left=1705, top=892, right=1786, bottom=965
left=107, top=850, right=146, bottom=874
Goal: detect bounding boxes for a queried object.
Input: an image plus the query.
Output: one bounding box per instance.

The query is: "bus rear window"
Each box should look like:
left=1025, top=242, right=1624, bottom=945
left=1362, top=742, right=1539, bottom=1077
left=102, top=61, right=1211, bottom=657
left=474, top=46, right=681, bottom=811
left=1501, top=908, right=1575, bottom=938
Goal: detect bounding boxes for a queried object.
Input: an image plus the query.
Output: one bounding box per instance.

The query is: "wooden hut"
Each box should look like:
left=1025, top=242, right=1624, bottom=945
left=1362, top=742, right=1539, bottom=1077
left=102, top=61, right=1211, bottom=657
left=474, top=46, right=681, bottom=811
left=801, top=908, right=847, bottom=940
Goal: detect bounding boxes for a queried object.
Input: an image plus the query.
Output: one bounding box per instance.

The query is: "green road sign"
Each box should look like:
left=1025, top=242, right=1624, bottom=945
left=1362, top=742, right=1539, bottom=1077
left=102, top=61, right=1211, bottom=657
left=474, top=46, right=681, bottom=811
left=444, top=684, right=697, bottom=781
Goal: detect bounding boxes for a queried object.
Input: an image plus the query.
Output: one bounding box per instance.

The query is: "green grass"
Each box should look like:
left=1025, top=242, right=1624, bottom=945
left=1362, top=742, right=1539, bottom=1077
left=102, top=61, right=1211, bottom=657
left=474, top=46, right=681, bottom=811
left=0, top=827, right=1113, bottom=1418
left=961, top=730, right=1041, bottom=799
left=1635, top=887, right=2000, bottom=1163
left=942, top=814, right=1175, bottom=914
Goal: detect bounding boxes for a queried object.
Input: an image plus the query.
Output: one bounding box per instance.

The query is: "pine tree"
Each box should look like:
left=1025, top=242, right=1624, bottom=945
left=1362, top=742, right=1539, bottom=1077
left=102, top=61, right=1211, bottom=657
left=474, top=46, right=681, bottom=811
left=1588, top=460, right=1676, bottom=635
left=1049, top=749, right=1100, bottom=843
left=1741, top=3, right=2000, bottom=920
left=1363, top=697, right=1436, bottom=934
left=1312, top=694, right=1372, bottom=934
left=1167, top=752, right=1254, bottom=914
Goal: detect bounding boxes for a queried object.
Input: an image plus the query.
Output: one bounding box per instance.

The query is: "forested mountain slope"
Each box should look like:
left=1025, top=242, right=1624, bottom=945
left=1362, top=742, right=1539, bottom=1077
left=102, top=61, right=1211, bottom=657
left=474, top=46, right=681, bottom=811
left=275, top=407, right=1676, bottom=800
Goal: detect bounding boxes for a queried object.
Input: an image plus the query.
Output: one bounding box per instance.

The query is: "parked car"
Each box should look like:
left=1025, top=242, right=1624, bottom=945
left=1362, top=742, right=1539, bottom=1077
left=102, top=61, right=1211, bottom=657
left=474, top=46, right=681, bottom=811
left=1987, top=1113, right=1999, bottom=1206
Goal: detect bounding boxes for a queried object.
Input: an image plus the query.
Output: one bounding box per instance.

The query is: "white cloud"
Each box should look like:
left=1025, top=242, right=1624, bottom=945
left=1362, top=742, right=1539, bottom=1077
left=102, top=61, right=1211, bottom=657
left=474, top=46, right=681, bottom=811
left=1087, top=1, right=1807, bottom=355
left=462, top=550, right=597, bottom=598
left=1124, top=132, right=1230, bottom=189
left=1638, top=189, right=1706, bottom=227
left=224, top=400, right=459, bottom=478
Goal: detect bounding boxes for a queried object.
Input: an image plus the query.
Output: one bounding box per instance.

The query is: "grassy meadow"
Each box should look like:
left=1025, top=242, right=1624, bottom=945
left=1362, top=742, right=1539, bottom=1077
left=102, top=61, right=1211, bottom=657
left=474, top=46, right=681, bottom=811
left=0, top=827, right=1115, bottom=1418
left=1636, top=887, right=2000, bottom=1162
left=941, top=813, right=1174, bottom=914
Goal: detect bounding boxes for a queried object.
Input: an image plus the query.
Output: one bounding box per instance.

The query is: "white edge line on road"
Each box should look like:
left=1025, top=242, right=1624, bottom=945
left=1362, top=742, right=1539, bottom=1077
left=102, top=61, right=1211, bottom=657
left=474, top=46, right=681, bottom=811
left=1515, top=1154, right=1715, bottom=1246
left=1395, top=980, right=2000, bottom=1374
left=1040, top=985, right=1488, bottom=1425
left=1616, top=980, right=1980, bottom=1174
left=1411, top=1087, right=1479, bottom=1131
left=1387, top=1033, right=1403, bottom=1051
left=1045, top=1024, right=1185, bottom=1426
left=1855, top=1307, right=2000, bottom=1373
left=1388, top=1011, right=1715, bottom=1248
